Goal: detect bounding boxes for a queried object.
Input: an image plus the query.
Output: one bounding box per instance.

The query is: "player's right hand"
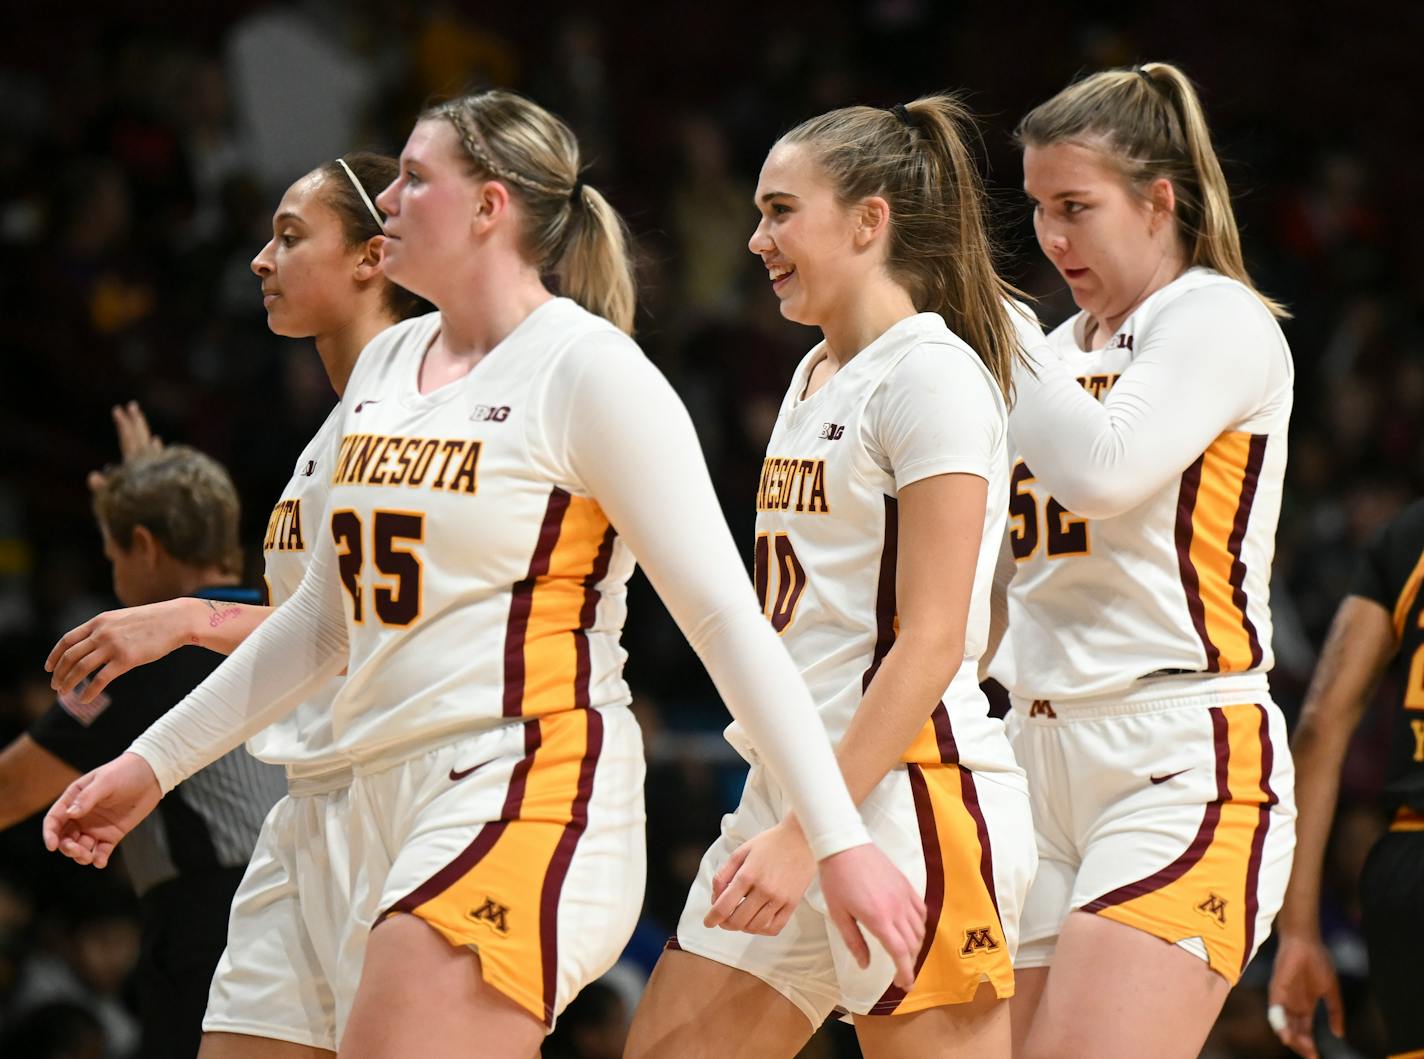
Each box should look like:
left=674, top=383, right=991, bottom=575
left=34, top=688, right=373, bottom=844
left=47, top=598, right=195, bottom=702
left=817, top=843, right=927, bottom=990
left=43, top=752, right=162, bottom=869
left=1267, top=933, right=1344, bottom=1058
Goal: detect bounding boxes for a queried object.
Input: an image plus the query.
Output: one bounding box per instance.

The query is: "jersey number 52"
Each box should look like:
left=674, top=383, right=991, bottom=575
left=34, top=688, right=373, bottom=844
left=1009, top=461, right=1090, bottom=561
left=330, top=510, right=425, bottom=626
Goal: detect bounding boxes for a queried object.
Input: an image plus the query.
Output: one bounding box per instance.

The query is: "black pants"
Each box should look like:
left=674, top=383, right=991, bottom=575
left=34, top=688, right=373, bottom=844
left=137, top=867, right=246, bottom=1059
left=1360, top=829, right=1424, bottom=1058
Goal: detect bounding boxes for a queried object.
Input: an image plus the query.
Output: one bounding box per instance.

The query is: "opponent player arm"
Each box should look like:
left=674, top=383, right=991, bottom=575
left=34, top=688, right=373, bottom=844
left=1268, top=594, right=1396, bottom=1057
left=1009, top=287, right=1280, bottom=519
left=47, top=600, right=275, bottom=702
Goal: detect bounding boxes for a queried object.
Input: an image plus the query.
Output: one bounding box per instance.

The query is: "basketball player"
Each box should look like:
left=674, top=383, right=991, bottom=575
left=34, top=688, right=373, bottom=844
left=42, top=90, right=925, bottom=1059
left=626, top=96, right=1039, bottom=1059
left=47, top=152, right=425, bottom=1059
left=1268, top=497, right=1424, bottom=1059
left=992, top=63, right=1298, bottom=1058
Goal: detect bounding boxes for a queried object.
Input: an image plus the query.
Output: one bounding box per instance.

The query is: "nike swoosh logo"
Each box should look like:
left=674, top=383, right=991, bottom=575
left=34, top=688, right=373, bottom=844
left=1149, top=769, right=1190, bottom=785
left=355, top=399, right=383, bottom=413
left=448, top=759, right=496, bottom=783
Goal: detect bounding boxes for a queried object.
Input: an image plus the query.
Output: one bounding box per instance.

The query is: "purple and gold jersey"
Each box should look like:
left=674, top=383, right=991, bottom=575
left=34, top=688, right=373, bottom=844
left=248, top=404, right=346, bottom=773
left=319, top=301, right=636, bottom=761
left=994, top=270, right=1294, bottom=708
left=725, top=311, right=1032, bottom=776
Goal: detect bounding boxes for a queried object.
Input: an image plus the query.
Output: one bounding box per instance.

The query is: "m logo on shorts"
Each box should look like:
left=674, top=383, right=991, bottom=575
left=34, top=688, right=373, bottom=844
left=1029, top=699, right=1057, bottom=719
left=469, top=897, right=510, bottom=935
left=960, top=927, right=999, bottom=957
left=1196, top=893, right=1228, bottom=926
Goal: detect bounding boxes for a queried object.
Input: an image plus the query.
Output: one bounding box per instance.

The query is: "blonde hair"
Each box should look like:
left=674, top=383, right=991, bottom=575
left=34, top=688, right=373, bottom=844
left=422, top=90, right=637, bottom=333
left=94, top=447, right=243, bottom=576
left=1016, top=62, right=1288, bottom=319
left=781, top=95, right=1028, bottom=402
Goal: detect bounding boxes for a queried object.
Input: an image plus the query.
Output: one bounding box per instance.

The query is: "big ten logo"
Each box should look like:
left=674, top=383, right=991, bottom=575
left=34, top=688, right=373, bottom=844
left=960, top=926, right=1000, bottom=957
left=818, top=422, right=845, bottom=441
left=468, top=896, right=511, bottom=935
left=1196, top=892, right=1228, bottom=926
left=472, top=405, right=511, bottom=423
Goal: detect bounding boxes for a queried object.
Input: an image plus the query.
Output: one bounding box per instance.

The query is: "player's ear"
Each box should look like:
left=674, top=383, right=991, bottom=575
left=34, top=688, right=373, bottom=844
left=355, top=235, right=386, bottom=280
left=130, top=525, right=162, bottom=569
left=853, top=196, right=891, bottom=249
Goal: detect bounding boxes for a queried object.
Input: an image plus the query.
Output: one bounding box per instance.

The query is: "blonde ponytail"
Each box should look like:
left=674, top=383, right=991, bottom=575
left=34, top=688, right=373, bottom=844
left=557, top=183, right=636, bottom=333
left=1016, top=62, right=1288, bottom=319
left=423, top=90, right=638, bottom=333
left=781, top=95, right=1028, bottom=403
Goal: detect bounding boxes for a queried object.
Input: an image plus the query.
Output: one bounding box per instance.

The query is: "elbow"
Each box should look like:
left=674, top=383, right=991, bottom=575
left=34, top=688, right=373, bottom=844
left=1050, top=479, right=1144, bottom=521
left=894, top=628, right=965, bottom=687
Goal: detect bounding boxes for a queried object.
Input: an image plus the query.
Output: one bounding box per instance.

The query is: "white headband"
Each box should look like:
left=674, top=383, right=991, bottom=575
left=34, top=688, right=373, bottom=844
left=336, top=158, right=384, bottom=232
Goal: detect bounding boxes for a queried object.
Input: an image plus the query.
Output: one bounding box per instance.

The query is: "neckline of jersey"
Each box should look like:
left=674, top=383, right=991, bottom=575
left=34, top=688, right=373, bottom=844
left=789, top=311, right=945, bottom=412
left=1070, top=266, right=1209, bottom=353
left=400, top=298, right=566, bottom=409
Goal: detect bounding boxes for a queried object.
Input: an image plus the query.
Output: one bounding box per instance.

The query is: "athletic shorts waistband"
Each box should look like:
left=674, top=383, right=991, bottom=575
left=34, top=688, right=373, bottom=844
left=283, top=765, right=354, bottom=796
left=1010, top=674, right=1273, bottom=720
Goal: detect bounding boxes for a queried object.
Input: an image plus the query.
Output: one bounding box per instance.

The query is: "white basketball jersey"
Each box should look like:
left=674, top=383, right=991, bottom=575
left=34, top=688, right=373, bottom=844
left=248, top=403, right=346, bottom=774
left=995, top=269, right=1293, bottom=704
left=726, top=312, right=1019, bottom=774
left=320, top=300, right=636, bottom=761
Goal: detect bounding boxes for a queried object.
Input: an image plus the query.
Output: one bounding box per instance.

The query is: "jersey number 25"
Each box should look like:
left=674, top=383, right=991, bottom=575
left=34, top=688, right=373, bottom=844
left=330, top=510, right=425, bottom=626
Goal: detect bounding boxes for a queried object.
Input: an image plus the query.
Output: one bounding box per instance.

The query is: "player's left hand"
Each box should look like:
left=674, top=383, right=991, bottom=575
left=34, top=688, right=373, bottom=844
left=818, top=843, right=926, bottom=990
left=704, top=817, right=816, bottom=936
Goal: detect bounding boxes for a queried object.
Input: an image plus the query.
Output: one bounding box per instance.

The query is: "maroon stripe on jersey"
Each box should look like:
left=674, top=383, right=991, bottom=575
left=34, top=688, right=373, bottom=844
left=503, top=489, right=572, bottom=717
left=537, top=709, right=605, bottom=1025
left=384, top=719, right=543, bottom=918
left=1175, top=455, right=1219, bottom=671
left=931, top=702, right=959, bottom=765
left=573, top=526, right=618, bottom=710
left=1240, top=703, right=1279, bottom=973
left=1227, top=436, right=1268, bottom=669
left=861, top=496, right=900, bottom=693
left=1083, top=707, right=1231, bottom=912
left=961, top=768, right=1001, bottom=925
left=664, top=936, right=683, bottom=952
left=870, top=763, right=943, bottom=1015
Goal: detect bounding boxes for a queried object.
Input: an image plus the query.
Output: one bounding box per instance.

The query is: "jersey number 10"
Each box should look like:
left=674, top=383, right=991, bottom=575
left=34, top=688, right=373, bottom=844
left=330, top=510, right=425, bottom=626
left=754, top=532, right=807, bottom=634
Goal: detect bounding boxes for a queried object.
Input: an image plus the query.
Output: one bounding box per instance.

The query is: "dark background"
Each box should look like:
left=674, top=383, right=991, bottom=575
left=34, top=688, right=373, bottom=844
left=0, top=3, right=1417, bottom=1056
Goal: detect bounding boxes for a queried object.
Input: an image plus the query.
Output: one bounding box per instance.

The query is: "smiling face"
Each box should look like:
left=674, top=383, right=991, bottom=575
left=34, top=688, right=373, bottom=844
left=250, top=172, right=372, bottom=338
left=373, top=120, right=484, bottom=304
left=1023, top=140, right=1181, bottom=328
left=748, top=142, right=877, bottom=329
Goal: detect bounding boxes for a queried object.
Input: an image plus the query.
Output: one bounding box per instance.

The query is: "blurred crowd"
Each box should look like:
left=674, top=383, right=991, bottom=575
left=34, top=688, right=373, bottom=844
left=0, top=2, right=1418, bottom=1056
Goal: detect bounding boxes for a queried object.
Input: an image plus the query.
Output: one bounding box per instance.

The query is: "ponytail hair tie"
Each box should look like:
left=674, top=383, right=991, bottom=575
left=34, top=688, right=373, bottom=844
left=889, top=103, right=920, bottom=128
left=569, top=177, right=585, bottom=204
